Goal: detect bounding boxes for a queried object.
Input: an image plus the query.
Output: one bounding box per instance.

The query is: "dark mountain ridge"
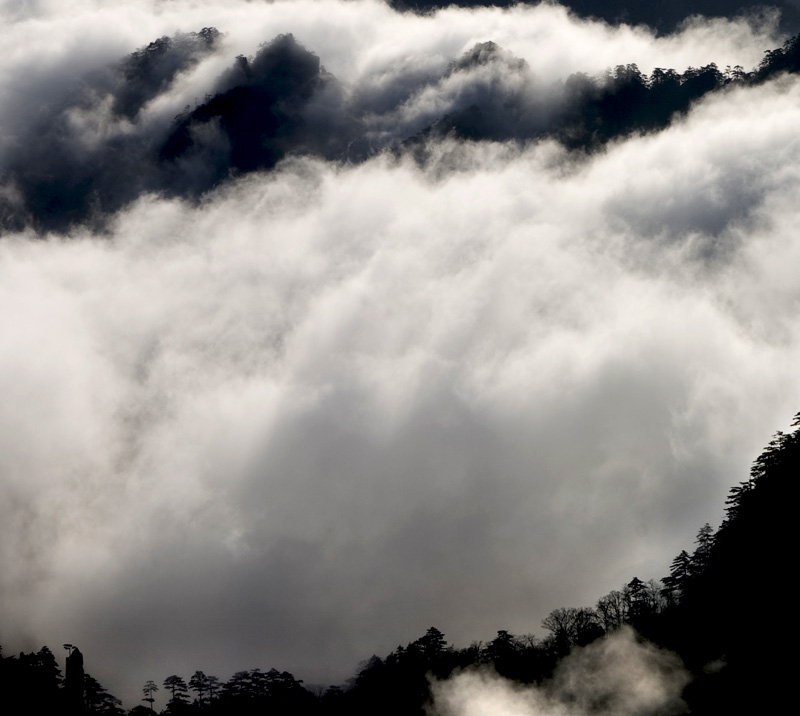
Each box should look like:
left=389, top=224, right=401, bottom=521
left=3, top=26, right=800, bottom=234
left=391, top=0, right=800, bottom=37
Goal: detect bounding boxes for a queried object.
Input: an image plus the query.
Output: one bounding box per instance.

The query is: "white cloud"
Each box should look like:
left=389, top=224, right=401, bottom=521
left=432, top=627, right=689, bottom=716
left=1, top=0, right=798, bottom=708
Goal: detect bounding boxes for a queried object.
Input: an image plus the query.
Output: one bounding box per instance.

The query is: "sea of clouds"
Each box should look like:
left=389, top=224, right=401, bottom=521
left=2, top=0, right=799, bottom=708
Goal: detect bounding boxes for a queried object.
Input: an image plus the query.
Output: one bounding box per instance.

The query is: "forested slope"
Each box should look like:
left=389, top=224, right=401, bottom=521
left=3, top=413, right=796, bottom=714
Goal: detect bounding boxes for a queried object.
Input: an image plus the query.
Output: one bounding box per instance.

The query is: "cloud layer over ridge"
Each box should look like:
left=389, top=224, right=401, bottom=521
left=2, top=0, right=800, bottom=708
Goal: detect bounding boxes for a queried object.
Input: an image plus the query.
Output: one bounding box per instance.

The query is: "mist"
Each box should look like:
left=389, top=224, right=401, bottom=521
left=431, top=627, right=690, bottom=716
left=2, top=0, right=800, bottom=709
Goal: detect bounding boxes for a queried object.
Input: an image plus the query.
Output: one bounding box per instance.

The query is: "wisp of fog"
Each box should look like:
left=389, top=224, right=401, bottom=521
left=432, top=628, right=689, bottom=716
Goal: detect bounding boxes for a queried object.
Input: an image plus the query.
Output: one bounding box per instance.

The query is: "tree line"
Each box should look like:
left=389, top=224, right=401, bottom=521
left=2, top=412, right=796, bottom=714
left=414, top=32, right=800, bottom=152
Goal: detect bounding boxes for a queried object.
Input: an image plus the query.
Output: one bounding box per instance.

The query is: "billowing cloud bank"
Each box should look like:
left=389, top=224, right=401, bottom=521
left=2, top=0, right=800, bottom=707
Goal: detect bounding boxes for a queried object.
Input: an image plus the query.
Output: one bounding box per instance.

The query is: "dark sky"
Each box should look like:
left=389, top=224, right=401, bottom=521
left=2, top=0, right=800, bottom=710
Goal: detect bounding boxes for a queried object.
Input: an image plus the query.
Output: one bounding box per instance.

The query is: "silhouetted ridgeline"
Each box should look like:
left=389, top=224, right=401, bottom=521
left=3, top=413, right=795, bottom=714
left=3, top=28, right=800, bottom=234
